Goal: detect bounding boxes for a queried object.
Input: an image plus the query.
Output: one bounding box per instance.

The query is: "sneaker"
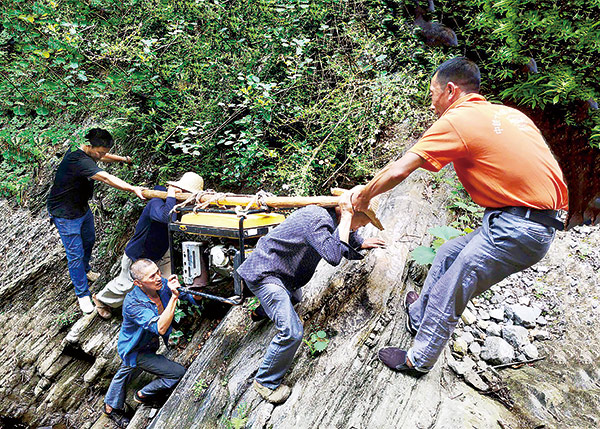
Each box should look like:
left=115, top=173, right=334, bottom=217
left=377, top=347, right=425, bottom=378
left=86, top=271, right=100, bottom=282
left=253, top=380, right=291, bottom=404
left=92, top=294, right=111, bottom=319
left=104, top=406, right=130, bottom=429
left=77, top=296, right=94, bottom=314
left=404, top=291, right=419, bottom=336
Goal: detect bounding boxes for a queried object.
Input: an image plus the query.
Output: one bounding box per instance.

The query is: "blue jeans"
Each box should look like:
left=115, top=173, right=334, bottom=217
left=52, top=210, right=95, bottom=298
left=407, top=209, right=555, bottom=371
left=104, top=352, right=186, bottom=410
left=248, top=282, right=303, bottom=390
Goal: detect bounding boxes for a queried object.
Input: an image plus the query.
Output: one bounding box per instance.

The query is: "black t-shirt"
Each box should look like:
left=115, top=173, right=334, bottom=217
left=47, top=148, right=103, bottom=219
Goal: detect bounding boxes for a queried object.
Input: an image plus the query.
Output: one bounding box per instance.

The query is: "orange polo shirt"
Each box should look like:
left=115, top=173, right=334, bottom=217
left=409, top=94, right=568, bottom=210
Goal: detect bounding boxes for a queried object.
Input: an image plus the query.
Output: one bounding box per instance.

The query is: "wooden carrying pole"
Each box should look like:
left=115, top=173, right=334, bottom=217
left=141, top=189, right=341, bottom=209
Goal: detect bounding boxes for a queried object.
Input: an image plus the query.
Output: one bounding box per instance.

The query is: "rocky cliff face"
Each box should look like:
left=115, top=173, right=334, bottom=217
left=0, top=151, right=598, bottom=429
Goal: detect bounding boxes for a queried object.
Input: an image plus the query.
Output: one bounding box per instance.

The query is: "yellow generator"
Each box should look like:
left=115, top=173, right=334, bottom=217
left=168, top=207, right=285, bottom=305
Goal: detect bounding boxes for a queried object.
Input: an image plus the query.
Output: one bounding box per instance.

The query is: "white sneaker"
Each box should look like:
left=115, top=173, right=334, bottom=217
left=78, top=296, right=95, bottom=314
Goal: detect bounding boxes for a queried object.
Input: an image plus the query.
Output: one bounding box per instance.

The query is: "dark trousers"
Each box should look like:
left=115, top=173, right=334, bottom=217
left=104, top=352, right=185, bottom=410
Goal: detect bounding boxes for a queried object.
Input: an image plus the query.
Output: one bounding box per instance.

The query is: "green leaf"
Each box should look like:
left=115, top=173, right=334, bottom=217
left=13, top=106, right=27, bottom=116
left=428, top=226, right=463, bottom=242
left=410, top=246, right=436, bottom=266
left=314, top=340, right=328, bottom=352
left=316, top=330, right=327, bottom=338
left=36, top=107, right=49, bottom=116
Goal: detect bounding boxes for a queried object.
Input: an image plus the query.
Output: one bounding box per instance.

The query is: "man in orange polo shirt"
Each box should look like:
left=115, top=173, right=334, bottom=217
left=352, top=57, right=568, bottom=376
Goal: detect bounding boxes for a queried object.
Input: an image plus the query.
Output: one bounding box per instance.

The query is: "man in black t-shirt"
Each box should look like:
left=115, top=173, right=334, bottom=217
left=48, top=128, right=145, bottom=314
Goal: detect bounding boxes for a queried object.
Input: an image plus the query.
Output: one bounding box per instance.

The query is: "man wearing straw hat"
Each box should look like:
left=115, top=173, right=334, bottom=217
left=93, top=172, right=204, bottom=319
left=236, top=187, right=385, bottom=404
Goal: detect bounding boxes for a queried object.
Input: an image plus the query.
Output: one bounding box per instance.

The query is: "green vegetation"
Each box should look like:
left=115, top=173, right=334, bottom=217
left=220, top=402, right=249, bottom=429
left=55, top=309, right=79, bottom=327
left=191, top=377, right=209, bottom=400
left=410, top=225, right=463, bottom=266
left=1, top=0, right=598, bottom=252
left=303, top=329, right=329, bottom=356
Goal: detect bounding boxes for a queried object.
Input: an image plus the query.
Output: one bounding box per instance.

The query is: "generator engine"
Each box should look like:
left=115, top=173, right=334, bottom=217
left=169, top=208, right=285, bottom=304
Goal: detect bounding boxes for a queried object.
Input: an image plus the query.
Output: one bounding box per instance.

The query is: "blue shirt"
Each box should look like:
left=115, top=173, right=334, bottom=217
left=117, top=278, right=197, bottom=367
left=236, top=205, right=364, bottom=291
left=125, top=186, right=176, bottom=262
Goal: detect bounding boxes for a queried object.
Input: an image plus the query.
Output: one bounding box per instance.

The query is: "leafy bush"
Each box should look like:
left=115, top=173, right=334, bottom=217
left=446, top=0, right=600, bottom=145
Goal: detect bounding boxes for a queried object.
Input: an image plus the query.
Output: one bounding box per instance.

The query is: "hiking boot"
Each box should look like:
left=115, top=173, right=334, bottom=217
left=92, top=294, right=111, bottom=319
left=86, top=271, right=100, bottom=282
left=77, top=296, right=94, bottom=314
left=378, top=347, right=425, bottom=378
left=253, top=380, right=291, bottom=404
left=104, top=406, right=130, bottom=429
left=404, top=291, right=419, bottom=336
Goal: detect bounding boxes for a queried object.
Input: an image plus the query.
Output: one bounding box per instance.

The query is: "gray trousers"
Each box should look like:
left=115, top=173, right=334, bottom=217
left=407, top=209, right=555, bottom=371
left=104, top=352, right=185, bottom=410
left=96, top=252, right=171, bottom=308
left=248, top=282, right=303, bottom=390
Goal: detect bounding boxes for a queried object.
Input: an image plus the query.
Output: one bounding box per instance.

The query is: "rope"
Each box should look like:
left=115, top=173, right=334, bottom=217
left=170, top=190, right=275, bottom=216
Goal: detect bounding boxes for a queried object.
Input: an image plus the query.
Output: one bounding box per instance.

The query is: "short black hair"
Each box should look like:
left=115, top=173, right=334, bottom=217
left=433, top=57, right=480, bottom=93
left=85, top=128, right=114, bottom=148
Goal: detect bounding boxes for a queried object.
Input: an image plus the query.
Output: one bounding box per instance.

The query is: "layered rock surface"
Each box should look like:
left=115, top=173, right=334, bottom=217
left=0, top=160, right=598, bottom=429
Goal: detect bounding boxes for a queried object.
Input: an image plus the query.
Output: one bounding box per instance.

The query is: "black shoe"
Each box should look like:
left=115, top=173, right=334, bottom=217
left=104, top=406, right=131, bottom=428
left=404, top=291, right=419, bottom=336
left=251, top=304, right=268, bottom=322
left=378, top=347, right=426, bottom=378
left=134, top=391, right=168, bottom=408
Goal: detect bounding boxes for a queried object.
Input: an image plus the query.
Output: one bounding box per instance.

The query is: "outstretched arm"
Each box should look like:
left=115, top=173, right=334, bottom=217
left=91, top=170, right=146, bottom=199
left=352, top=152, right=424, bottom=212
left=99, top=153, right=133, bottom=164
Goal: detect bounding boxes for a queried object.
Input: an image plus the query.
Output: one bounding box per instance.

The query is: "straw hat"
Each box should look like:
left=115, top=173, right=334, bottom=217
left=167, top=172, right=204, bottom=193
left=342, top=185, right=384, bottom=231
left=362, top=195, right=384, bottom=231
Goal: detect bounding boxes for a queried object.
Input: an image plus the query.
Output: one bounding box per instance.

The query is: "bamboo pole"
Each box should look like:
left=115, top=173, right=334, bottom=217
left=141, top=189, right=341, bottom=209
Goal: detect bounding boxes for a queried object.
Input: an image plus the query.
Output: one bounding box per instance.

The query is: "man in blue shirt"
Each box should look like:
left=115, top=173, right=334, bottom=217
left=102, top=258, right=199, bottom=427
left=93, top=172, right=204, bottom=319
left=236, top=190, right=385, bottom=404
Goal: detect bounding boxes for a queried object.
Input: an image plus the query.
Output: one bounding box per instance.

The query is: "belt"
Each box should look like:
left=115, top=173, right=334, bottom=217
left=496, top=206, right=564, bottom=231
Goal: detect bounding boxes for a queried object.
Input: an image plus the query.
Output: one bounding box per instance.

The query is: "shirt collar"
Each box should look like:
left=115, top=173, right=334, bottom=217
left=130, top=278, right=167, bottom=303
left=441, top=93, right=486, bottom=117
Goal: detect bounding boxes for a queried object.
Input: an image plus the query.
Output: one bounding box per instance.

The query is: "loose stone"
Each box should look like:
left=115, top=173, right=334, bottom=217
left=481, top=337, right=515, bottom=365
left=502, top=325, right=530, bottom=349
left=461, top=308, right=477, bottom=326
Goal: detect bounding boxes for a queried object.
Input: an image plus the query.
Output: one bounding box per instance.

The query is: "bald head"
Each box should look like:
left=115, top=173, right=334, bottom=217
left=130, top=258, right=158, bottom=282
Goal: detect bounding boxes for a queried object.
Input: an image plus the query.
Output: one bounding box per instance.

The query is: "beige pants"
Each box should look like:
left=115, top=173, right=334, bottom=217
left=96, top=252, right=171, bottom=308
